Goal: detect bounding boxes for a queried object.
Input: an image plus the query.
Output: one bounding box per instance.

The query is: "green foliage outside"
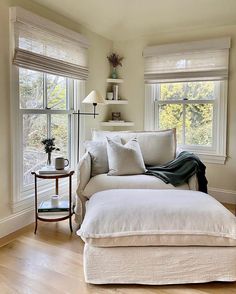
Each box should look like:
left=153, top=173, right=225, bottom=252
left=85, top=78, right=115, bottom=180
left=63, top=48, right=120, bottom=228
left=158, top=81, right=214, bottom=146
left=19, top=68, right=69, bottom=185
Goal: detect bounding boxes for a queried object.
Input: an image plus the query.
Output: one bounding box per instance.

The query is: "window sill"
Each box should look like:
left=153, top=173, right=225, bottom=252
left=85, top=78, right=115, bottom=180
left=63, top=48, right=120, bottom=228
left=178, top=149, right=226, bottom=165
left=196, top=153, right=226, bottom=165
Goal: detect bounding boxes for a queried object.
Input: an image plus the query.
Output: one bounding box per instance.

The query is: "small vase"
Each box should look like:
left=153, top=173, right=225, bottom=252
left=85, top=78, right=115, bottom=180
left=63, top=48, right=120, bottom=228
left=111, top=67, right=117, bottom=79
left=47, top=152, right=52, bottom=166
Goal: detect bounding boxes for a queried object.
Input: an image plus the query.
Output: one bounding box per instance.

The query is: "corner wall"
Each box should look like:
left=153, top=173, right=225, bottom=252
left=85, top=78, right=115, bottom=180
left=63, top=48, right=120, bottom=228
left=113, top=25, right=236, bottom=194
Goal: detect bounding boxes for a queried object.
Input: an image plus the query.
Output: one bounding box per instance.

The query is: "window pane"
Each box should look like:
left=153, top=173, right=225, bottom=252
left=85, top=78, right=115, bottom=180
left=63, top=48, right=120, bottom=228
left=158, top=104, right=183, bottom=144
left=160, top=83, right=185, bottom=101
left=47, top=74, right=67, bottom=110
left=184, top=81, right=215, bottom=100
left=19, top=68, right=43, bottom=109
left=51, top=115, right=69, bottom=162
left=160, top=81, right=215, bottom=101
left=23, top=114, right=47, bottom=186
left=185, top=104, right=213, bottom=146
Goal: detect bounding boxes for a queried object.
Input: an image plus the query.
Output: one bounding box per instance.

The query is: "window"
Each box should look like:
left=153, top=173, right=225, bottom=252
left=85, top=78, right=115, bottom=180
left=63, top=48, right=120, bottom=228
left=10, top=7, right=88, bottom=211
left=20, top=68, right=75, bottom=187
left=144, top=38, right=230, bottom=164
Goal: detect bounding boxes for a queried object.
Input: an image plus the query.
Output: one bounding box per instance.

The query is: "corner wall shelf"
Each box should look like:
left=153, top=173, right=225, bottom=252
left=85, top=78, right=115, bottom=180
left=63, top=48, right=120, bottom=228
left=105, top=99, right=128, bottom=105
left=106, top=78, right=124, bottom=83
left=101, top=121, right=134, bottom=127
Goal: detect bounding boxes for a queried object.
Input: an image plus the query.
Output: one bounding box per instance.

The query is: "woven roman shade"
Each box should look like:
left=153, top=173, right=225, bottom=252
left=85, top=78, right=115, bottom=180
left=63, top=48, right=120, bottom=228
left=11, top=7, right=89, bottom=80
left=143, top=38, right=231, bottom=83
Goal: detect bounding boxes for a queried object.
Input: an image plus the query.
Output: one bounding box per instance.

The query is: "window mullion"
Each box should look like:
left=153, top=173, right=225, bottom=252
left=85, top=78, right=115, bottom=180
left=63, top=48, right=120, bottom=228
left=182, top=103, right=186, bottom=145
left=48, top=114, right=51, bottom=139
left=155, top=84, right=160, bottom=129
left=44, top=73, right=51, bottom=139
left=68, top=115, right=72, bottom=166
left=43, top=73, right=47, bottom=109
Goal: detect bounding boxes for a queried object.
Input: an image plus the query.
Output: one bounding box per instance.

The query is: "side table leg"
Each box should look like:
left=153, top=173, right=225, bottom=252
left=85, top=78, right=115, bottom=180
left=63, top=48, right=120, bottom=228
left=69, top=214, right=73, bottom=233
left=34, top=174, right=38, bottom=234
left=34, top=219, right=38, bottom=234
left=69, top=173, right=73, bottom=233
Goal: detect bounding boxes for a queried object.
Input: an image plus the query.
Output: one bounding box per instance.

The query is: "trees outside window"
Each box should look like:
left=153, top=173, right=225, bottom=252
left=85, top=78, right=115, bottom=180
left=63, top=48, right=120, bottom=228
left=155, top=81, right=216, bottom=147
left=19, top=68, right=76, bottom=188
left=145, top=79, right=227, bottom=164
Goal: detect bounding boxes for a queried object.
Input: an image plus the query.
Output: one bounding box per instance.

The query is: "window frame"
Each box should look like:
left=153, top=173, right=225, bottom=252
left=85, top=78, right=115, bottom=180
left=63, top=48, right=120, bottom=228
left=144, top=80, right=228, bottom=164
left=10, top=65, right=82, bottom=213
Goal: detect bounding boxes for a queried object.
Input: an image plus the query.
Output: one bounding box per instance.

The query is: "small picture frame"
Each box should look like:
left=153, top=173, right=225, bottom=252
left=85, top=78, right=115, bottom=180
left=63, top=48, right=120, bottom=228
left=112, top=112, right=121, bottom=121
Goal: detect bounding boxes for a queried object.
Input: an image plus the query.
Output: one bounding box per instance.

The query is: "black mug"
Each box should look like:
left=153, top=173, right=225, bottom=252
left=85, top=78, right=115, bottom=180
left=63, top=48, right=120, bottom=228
left=55, top=157, right=69, bottom=170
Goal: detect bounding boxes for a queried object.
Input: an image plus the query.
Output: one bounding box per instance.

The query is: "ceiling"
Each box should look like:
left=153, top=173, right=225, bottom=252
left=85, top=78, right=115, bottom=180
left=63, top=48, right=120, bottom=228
left=32, top=0, right=236, bottom=41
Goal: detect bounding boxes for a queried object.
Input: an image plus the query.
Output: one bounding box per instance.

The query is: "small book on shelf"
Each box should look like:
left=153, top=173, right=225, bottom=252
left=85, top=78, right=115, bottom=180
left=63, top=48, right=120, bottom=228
left=38, top=166, right=70, bottom=175
left=38, top=211, right=70, bottom=216
left=38, top=200, right=70, bottom=212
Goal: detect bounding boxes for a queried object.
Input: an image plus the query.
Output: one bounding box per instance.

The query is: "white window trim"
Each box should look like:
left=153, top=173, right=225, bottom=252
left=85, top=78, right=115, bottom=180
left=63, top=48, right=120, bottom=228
left=144, top=81, right=227, bottom=165
left=10, top=66, right=83, bottom=213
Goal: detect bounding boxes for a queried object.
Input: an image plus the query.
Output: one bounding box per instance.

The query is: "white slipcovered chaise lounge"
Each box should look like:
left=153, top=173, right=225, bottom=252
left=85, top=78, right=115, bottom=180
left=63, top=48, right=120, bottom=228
left=75, top=129, right=198, bottom=224
left=76, top=129, right=236, bottom=284
left=78, top=189, right=236, bottom=284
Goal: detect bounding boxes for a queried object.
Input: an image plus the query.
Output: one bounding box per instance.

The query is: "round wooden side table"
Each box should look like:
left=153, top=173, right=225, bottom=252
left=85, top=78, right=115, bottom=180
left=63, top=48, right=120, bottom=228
left=31, top=170, right=75, bottom=234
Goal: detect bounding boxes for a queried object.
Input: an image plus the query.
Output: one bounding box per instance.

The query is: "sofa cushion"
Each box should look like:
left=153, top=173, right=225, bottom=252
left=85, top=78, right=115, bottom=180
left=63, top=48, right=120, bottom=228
left=78, top=189, right=236, bottom=247
left=107, top=137, right=146, bottom=176
left=82, top=174, right=189, bottom=199
left=84, top=136, right=121, bottom=177
left=92, top=129, right=176, bottom=166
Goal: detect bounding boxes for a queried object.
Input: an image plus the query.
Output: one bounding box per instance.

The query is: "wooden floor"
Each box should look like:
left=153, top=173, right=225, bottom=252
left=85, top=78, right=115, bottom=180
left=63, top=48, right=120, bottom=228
left=0, top=205, right=235, bottom=294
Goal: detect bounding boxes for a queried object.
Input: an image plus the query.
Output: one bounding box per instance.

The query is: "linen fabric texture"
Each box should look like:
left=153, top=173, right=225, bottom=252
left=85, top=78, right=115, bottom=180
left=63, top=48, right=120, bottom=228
left=84, top=244, right=236, bottom=284
left=82, top=174, right=190, bottom=199
left=92, top=129, right=176, bottom=166
left=106, top=137, right=147, bottom=176
left=78, top=189, right=236, bottom=247
left=84, top=136, right=121, bottom=177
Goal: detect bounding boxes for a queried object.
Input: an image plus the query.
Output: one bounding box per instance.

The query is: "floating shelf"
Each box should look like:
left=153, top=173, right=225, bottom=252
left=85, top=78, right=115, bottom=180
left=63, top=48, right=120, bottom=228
left=106, top=78, right=124, bottom=83
left=101, top=121, right=134, bottom=127
left=105, top=99, right=128, bottom=105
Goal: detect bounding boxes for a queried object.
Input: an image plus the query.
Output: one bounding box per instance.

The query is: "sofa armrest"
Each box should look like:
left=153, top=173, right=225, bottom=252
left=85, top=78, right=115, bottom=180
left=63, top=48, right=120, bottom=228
left=75, top=152, right=91, bottom=225
left=176, top=148, right=199, bottom=191
left=77, top=151, right=91, bottom=192
left=188, top=174, right=199, bottom=191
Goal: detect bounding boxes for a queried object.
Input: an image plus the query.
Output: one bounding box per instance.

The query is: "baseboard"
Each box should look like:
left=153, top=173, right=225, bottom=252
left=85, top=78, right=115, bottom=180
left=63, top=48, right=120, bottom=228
left=0, top=208, right=34, bottom=239
left=208, top=187, right=236, bottom=204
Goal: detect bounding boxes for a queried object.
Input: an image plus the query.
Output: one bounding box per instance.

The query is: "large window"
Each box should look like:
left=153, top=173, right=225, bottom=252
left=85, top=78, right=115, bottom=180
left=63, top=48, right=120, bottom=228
left=154, top=81, right=218, bottom=148
left=10, top=7, right=88, bottom=211
left=19, top=68, right=75, bottom=187
left=144, top=38, right=230, bottom=164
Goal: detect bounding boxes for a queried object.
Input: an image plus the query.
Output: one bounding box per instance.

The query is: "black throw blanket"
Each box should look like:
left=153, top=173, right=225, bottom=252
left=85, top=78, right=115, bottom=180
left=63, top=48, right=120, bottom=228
left=145, top=151, right=208, bottom=193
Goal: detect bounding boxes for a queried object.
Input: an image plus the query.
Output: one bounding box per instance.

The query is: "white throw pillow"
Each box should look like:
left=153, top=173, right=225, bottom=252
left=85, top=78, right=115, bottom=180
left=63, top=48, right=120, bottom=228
left=106, top=137, right=146, bottom=176
left=84, top=136, right=121, bottom=177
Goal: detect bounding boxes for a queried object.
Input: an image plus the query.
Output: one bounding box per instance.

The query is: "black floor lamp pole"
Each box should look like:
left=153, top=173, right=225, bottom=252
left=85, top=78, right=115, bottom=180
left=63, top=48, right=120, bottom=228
left=74, top=104, right=98, bottom=163
left=77, top=109, right=80, bottom=162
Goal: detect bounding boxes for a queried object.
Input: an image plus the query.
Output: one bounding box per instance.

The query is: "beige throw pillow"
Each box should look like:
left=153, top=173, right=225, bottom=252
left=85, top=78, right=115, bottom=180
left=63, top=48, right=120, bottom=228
left=107, top=137, right=146, bottom=176
left=84, top=136, right=122, bottom=177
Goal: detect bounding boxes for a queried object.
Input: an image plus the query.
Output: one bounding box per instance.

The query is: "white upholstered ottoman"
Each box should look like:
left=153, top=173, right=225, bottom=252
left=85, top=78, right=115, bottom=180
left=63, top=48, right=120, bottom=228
left=77, top=189, right=236, bottom=285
